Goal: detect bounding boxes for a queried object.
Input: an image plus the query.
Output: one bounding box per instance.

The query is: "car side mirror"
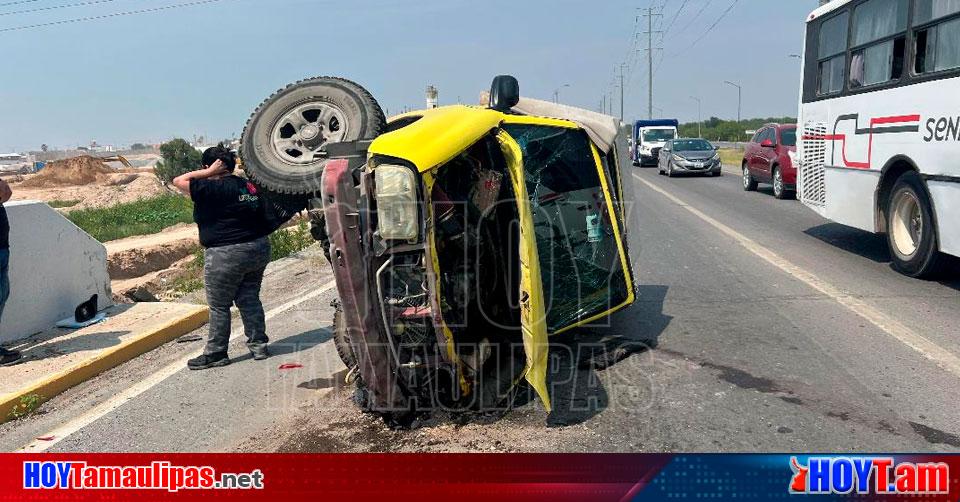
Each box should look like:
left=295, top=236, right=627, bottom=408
left=761, top=139, right=776, bottom=148
left=489, top=75, right=520, bottom=112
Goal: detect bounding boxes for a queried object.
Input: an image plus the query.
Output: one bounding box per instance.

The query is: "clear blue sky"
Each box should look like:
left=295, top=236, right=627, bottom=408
left=0, top=0, right=818, bottom=152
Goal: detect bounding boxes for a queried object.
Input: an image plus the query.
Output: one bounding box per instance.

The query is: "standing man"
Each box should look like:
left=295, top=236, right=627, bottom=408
left=173, top=144, right=272, bottom=370
left=0, top=178, right=21, bottom=366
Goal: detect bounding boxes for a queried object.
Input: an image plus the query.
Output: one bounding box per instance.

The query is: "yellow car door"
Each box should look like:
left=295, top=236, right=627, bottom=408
left=496, top=130, right=552, bottom=411
left=501, top=116, right=636, bottom=335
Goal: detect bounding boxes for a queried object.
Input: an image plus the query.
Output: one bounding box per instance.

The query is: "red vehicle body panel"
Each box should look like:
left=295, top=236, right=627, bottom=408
left=321, top=158, right=408, bottom=412
left=744, top=124, right=797, bottom=186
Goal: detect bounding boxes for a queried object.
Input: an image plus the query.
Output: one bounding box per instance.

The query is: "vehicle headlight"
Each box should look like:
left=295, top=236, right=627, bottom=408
left=375, top=164, right=419, bottom=241
left=673, top=154, right=685, bottom=162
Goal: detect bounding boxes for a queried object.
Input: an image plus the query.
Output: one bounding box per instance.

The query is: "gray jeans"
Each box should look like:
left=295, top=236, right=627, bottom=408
left=203, top=237, right=271, bottom=355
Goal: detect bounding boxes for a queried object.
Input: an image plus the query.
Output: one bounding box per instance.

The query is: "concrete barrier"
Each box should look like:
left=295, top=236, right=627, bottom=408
left=1, top=201, right=112, bottom=344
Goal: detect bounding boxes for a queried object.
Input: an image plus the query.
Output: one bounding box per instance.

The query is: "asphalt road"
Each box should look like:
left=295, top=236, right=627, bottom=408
left=3, top=164, right=959, bottom=453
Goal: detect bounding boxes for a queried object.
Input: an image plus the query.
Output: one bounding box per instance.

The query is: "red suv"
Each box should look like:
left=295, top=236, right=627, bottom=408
left=742, top=123, right=797, bottom=199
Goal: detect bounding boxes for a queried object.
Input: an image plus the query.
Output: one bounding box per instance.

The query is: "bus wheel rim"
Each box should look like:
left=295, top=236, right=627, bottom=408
left=891, top=190, right=922, bottom=258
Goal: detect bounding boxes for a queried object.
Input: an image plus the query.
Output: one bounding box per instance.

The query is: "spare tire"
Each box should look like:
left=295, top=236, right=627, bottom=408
left=241, top=77, right=385, bottom=195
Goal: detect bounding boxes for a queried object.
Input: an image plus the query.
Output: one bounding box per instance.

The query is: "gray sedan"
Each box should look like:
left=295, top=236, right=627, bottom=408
left=658, top=138, right=722, bottom=177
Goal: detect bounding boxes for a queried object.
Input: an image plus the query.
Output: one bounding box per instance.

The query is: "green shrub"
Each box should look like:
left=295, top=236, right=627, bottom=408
left=47, top=199, right=80, bottom=209
left=269, top=221, right=314, bottom=261
left=67, top=194, right=194, bottom=242
left=155, top=138, right=202, bottom=184
left=172, top=246, right=206, bottom=294
left=8, top=393, right=42, bottom=420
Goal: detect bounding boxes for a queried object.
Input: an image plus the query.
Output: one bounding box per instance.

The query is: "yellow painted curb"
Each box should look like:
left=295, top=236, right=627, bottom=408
left=0, top=306, right=209, bottom=423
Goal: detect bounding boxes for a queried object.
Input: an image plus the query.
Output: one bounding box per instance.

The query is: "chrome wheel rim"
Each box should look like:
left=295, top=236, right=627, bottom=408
left=774, top=169, right=783, bottom=195
left=743, top=166, right=750, bottom=187
left=891, top=190, right=923, bottom=258
left=271, top=102, right=348, bottom=165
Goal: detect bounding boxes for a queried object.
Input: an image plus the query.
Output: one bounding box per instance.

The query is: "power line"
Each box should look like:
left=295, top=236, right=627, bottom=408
left=0, top=0, right=40, bottom=7
left=641, top=6, right=663, bottom=120
left=670, top=0, right=739, bottom=57
left=662, top=0, right=689, bottom=36
left=0, top=0, right=230, bottom=33
left=674, top=0, right=713, bottom=37
left=1, top=0, right=120, bottom=17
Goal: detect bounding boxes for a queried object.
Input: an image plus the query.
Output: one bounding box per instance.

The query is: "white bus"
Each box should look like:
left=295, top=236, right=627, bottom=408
left=797, top=0, right=960, bottom=278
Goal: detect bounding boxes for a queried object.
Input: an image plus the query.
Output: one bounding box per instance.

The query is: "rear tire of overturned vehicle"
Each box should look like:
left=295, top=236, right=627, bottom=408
left=332, top=305, right=358, bottom=370
left=241, top=77, right=386, bottom=195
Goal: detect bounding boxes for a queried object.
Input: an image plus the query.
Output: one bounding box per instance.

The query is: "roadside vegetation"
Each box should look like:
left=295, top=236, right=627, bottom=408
left=269, top=220, right=313, bottom=261
left=67, top=194, right=194, bottom=242
left=154, top=138, right=201, bottom=184
left=47, top=199, right=80, bottom=209
left=680, top=117, right=796, bottom=142
left=718, top=148, right=744, bottom=166
left=7, top=393, right=42, bottom=420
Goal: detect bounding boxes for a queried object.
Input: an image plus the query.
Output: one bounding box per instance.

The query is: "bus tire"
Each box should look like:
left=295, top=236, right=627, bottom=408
left=885, top=171, right=947, bottom=278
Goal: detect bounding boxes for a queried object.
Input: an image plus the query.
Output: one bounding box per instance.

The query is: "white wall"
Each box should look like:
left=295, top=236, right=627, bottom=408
left=1, top=201, right=112, bottom=344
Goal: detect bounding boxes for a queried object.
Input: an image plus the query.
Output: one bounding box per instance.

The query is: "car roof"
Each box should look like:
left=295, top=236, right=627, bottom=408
left=375, top=101, right=621, bottom=172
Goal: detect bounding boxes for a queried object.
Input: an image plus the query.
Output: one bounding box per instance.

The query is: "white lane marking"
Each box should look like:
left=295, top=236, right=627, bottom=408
left=18, top=280, right=339, bottom=452
left=633, top=173, right=960, bottom=379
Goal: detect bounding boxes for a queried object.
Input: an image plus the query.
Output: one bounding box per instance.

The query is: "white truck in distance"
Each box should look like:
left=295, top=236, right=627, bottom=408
left=632, top=119, right=679, bottom=167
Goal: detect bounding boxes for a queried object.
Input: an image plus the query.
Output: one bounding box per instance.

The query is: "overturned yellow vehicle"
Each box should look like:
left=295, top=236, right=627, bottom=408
left=242, top=76, right=635, bottom=425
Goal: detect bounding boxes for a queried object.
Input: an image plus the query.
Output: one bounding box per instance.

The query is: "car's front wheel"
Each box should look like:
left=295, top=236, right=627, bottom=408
left=667, top=162, right=676, bottom=178
left=742, top=163, right=757, bottom=191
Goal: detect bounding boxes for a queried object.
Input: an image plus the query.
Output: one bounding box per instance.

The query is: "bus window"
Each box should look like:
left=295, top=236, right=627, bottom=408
left=817, top=12, right=848, bottom=95
left=915, top=1, right=960, bottom=74
left=849, top=0, right=907, bottom=89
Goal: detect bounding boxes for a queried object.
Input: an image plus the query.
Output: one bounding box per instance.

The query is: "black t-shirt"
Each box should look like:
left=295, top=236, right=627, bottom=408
left=190, top=175, right=269, bottom=248
left=0, top=205, right=8, bottom=250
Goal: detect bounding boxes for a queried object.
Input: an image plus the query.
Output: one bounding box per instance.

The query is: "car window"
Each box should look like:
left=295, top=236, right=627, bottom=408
left=781, top=128, right=797, bottom=147
left=502, top=123, right=630, bottom=332
left=672, top=139, right=714, bottom=151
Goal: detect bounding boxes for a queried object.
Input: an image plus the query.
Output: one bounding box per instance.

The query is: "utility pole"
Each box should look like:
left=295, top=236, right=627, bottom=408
left=619, top=63, right=626, bottom=121
left=641, top=7, right=663, bottom=120
left=690, top=96, right=702, bottom=137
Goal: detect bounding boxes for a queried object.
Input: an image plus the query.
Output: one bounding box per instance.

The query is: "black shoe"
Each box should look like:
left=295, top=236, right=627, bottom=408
left=0, top=348, right=22, bottom=366
left=187, top=353, right=230, bottom=370
left=250, top=346, right=270, bottom=361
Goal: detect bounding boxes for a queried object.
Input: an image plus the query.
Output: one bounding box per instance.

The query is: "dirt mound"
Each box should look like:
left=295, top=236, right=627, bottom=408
left=21, top=156, right=114, bottom=188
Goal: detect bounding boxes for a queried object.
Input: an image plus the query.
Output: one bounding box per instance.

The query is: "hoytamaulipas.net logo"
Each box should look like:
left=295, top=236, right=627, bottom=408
left=789, top=456, right=949, bottom=495
left=23, top=461, right=264, bottom=492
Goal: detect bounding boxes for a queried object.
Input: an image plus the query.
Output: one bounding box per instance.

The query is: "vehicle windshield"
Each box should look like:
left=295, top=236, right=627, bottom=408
left=642, top=128, right=676, bottom=142
left=503, top=123, right=630, bottom=332
left=672, top=139, right=714, bottom=152
left=781, top=128, right=797, bottom=147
